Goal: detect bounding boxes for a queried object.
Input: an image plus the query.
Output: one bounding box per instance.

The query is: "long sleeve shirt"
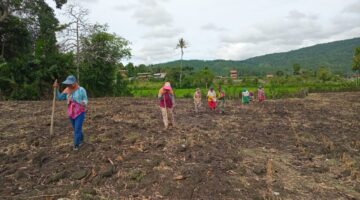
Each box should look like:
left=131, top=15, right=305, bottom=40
left=56, top=87, right=88, bottom=106
left=56, top=86, right=88, bottom=119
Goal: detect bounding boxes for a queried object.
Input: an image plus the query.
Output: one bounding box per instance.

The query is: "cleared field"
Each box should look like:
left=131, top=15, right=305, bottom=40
left=0, top=93, right=359, bottom=199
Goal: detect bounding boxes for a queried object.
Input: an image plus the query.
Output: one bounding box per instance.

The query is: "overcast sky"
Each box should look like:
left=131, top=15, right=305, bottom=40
left=47, top=0, right=360, bottom=65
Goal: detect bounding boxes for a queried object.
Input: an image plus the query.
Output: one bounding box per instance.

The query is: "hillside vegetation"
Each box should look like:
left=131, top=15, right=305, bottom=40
left=154, top=38, right=360, bottom=76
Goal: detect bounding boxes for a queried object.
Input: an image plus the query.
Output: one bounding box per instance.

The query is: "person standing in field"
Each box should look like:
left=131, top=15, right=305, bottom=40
left=53, top=75, right=88, bottom=151
left=257, top=86, right=266, bottom=102
left=249, top=91, right=254, bottom=102
left=193, top=88, right=202, bottom=113
left=217, top=87, right=225, bottom=113
left=207, top=87, right=217, bottom=111
left=242, top=88, right=250, bottom=105
left=158, top=82, right=175, bottom=129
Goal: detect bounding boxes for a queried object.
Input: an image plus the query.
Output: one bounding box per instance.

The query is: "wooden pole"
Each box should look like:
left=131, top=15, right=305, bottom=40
left=50, top=80, right=57, bottom=136
left=163, top=94, right=168, bottom=126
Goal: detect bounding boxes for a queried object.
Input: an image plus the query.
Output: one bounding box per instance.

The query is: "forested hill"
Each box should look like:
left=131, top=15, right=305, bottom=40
left=154, top=37, right=360, bottom=76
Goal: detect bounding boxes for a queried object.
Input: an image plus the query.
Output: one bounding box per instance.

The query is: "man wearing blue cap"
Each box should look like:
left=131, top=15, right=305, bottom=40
left=53, top=75, right=88, bottom=150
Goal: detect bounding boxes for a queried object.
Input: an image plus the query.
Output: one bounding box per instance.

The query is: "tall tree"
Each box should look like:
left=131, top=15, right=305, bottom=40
left=316, top=67, right=332, bottom=82
left=0, top=0, right=67, bottom=22
left=193, top=67, right=214, bottom=88
left=125, top=62, right=135, bottom=77
left=80, top=24, right=131, bottom=97
left=59, top=3, right=90, bottom=82
left=0, top=0, right=74, bottom=100
left=276, top=70, right=284, bottom=77
left=293, top=63, right=301, bottom=75
left=176, top=38, right=187, bottom=88
left=0, top=15, right=31, bottom=60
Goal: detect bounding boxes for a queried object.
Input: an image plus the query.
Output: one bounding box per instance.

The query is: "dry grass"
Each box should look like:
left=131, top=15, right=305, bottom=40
left=321, top=134, right=335, bottom=152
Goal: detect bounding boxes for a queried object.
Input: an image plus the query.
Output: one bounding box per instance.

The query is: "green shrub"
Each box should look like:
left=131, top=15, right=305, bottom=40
left=10, top=83, right=40, bottom=100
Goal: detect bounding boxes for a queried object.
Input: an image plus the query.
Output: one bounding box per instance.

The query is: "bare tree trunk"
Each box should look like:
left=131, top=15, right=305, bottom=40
left=179, top=48, right=184, bottom=88
left=76, top=19, right=80, bottom=83
left=0, top=5, right=9, bottom=23
left=1, top=37, right=4, bottom=58
left=60, top=3, right=90, bottom=83
left=180, top=55, right=183, bottom=88
left=0, top=12, right=8, bottom=22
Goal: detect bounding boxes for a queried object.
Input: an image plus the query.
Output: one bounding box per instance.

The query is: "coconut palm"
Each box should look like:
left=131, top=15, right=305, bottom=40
left=176, top=38, right=187, bottom=88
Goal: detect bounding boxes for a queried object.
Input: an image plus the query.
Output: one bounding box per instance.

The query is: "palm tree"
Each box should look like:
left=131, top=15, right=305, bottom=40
left=176, top=38, right=187, bottom=88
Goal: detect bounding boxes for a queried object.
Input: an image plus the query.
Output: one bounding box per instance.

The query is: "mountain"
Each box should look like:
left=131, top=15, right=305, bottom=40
left=154, top=37, right=360, bottom=76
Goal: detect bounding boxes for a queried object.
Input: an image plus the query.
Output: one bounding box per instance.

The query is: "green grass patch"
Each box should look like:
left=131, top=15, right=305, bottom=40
left=129, top=79, right=360, bottom=99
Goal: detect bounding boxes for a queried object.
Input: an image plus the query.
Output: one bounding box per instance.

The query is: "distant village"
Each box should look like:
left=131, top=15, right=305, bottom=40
left=118, top=69, right=275, bottom=82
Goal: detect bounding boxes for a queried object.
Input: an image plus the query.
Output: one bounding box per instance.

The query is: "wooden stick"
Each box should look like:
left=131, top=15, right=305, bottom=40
left=50, top=80, right=57, bottom=136
left=163, top=94, right=168, bottom=126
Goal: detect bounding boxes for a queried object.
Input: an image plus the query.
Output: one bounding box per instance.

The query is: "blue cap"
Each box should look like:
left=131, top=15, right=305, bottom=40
left=62, top=75, right=77, bottom=85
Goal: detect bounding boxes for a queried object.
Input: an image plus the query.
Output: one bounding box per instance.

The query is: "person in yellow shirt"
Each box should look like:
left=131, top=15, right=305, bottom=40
left=207, top=87, right=217, bottom=111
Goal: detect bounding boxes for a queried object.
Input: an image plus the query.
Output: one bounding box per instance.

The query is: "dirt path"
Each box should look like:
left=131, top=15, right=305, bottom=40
left=0, top=93, right=359, bottom=199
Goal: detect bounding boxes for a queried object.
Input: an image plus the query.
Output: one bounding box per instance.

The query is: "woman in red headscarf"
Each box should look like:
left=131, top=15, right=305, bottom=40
left=158, top=82, right=175, bottom=129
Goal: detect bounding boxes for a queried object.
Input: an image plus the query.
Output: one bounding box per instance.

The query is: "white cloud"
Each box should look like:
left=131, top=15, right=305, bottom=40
left=133, top=8, right=173, bottom=26
left=113, top=3, right=138, bottom=11
left=128, top=0, right=182, bottom=64
left=201, top=23, right=226, bottom=32
left=49, top=0, right=360, bottom=64
left=217, top=7, right=360, bottom=60
left=221, top=10, right=322, bottom=46
left=134, top=39, right=178, bottom=64
left=343, top=0, right=360, bottom=14
left=76, top=0, right=99, bottom=4
left=287, top=10, right=318, bottom=20
left=142, top=26, right=183, bottom=39
left=132, top=0, right=173, bottom=27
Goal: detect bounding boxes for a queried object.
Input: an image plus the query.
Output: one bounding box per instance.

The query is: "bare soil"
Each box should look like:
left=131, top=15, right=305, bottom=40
left=0, top=93, right=359, bottom=199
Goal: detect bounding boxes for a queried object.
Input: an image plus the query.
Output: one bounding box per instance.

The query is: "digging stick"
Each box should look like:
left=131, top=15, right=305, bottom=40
left=163, top=94, right=168, bottom=126
left=50, top=80, right=57, bottom=137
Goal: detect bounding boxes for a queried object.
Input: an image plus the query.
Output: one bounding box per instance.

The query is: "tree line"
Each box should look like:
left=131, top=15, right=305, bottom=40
left=0, top=1, right=131, bottom=100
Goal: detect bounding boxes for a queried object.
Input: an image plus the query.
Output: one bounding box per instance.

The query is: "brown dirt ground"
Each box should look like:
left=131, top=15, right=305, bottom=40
left=0, top=92, right=359, bottom=200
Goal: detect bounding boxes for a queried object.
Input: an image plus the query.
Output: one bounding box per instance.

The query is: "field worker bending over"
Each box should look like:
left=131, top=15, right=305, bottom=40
left=158, top=82, right=175, bottom=129
left=217, top=87, right=225, bottom=114
left=242, top=88, right=250, bottom=105
left=53, top=75, right=88, bottom=151
left=257, top=86, right=266, bottom=102
left=207, top=86, right=217, bottom=111
left=249, top=91, right=254, bottom=102
left=193, top=88, right=202, bottom=113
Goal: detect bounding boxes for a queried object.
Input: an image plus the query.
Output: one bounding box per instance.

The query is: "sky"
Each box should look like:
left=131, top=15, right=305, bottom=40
left=47, top=0, right=360, bottom=65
